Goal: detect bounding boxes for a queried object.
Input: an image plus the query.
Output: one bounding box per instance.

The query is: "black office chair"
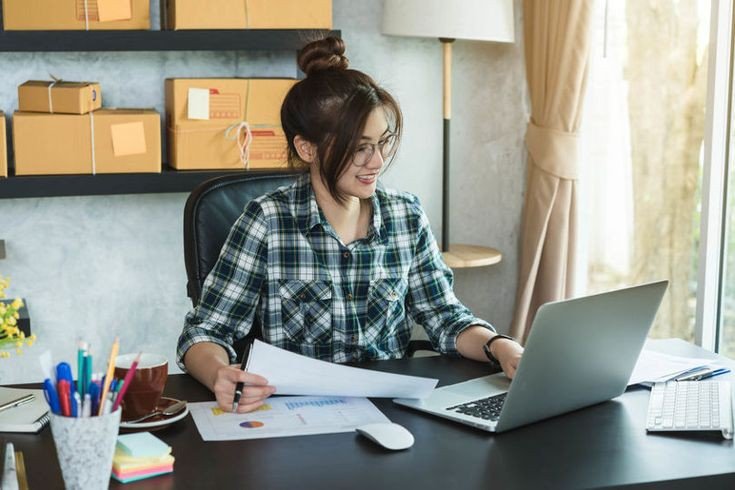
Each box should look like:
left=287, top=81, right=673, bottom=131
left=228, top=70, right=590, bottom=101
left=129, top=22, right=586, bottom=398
left=183, top=170, right=434, bottom=357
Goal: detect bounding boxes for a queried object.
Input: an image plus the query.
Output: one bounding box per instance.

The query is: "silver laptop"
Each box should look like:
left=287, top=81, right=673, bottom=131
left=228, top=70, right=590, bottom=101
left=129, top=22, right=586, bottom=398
left=394, top=280, right=669, bottom=433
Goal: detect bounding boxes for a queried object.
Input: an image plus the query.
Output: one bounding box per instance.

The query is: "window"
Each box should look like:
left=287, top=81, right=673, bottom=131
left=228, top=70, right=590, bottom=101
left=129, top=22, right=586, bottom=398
left=579, top=1, right=711, bottom=345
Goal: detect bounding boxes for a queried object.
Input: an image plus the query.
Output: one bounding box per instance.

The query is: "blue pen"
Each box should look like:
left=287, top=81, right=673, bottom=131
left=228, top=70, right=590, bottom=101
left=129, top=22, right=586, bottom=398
left=71, top=391, right=79, bottom=417
left=88, top=381, right=100, bottom=416
left=42, top=378, right=61, bottom=415
left=696, top=367, right=731, bottom=381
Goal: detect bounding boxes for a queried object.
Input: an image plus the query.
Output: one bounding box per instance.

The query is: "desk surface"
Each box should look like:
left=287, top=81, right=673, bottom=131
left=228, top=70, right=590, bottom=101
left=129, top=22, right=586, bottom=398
left=5, top=339, right=735, bottom=490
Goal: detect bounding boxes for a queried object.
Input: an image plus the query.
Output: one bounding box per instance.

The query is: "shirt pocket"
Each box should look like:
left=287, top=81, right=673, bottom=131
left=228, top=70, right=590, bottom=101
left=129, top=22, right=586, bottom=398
left=364, top=277, right=409, bottom=346
left=279, top=280, right=333, bottom=344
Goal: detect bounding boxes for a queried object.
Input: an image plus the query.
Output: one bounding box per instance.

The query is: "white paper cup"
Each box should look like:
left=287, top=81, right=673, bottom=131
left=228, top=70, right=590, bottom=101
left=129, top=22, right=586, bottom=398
left=50, top=409, right=121, bottom=490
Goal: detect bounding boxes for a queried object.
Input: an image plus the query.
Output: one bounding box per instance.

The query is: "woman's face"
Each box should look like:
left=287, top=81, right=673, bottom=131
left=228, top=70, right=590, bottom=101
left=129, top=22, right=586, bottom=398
left=333, top=107, right=395, bottom=201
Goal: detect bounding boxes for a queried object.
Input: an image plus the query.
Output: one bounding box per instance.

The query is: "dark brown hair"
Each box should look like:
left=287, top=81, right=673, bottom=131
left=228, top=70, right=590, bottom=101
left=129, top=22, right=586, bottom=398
left=281, top=37, right=403, bottom=203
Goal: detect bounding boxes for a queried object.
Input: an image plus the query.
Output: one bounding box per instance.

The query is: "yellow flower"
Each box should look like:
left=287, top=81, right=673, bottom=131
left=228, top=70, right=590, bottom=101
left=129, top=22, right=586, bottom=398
left=15, top=341, right=22, bottom=348
left=15, top=348, right=22, bottom=355
left=10, top=298, right=22, bottom=309
left=0, top=352, right=9, bottom=359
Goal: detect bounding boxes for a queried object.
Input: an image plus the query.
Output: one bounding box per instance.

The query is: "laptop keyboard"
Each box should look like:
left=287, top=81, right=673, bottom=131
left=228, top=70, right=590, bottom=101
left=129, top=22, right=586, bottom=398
left=446, top=393, right=507, bottom=421
left=646, top=381, right=726, bottom=432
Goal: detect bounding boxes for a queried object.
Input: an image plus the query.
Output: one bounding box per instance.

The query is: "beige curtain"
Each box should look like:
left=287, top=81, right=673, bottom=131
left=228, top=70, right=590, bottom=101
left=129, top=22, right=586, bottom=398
left=510, top=0, right=594, bottom=343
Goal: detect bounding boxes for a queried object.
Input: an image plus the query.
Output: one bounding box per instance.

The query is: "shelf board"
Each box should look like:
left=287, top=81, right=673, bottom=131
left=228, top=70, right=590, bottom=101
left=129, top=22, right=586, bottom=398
left=0, top=167, right=287, bottom=198
left=0, top=29, right=340, bottom=52
left=442, top=244, right=502, bottom=269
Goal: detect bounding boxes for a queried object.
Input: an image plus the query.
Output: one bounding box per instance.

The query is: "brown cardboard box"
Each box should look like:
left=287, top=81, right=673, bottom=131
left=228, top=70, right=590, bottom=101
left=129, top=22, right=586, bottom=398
left=13, top=109, right=161, bottom=175
left=0, top=113, right=6, bottom=178
left=163, top=0, right=331, bottom=30
left=3, top=0, right=150, bottom=31
left=165, top=78, right=295, bottom=170
left=18, top=81, right=102, bottom=115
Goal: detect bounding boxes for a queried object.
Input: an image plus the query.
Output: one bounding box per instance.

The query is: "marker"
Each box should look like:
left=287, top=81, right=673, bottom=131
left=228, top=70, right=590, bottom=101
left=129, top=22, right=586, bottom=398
left=42, top=379, right=60, bottom=415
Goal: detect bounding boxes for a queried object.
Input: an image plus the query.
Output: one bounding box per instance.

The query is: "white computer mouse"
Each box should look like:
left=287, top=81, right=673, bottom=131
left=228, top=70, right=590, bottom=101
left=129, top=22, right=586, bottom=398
left=355, top=422, right=414, bottom=450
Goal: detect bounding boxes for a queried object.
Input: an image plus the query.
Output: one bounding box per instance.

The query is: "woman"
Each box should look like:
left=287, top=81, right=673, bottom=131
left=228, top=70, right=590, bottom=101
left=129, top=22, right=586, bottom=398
left=177, top=37, right=524, bottom=413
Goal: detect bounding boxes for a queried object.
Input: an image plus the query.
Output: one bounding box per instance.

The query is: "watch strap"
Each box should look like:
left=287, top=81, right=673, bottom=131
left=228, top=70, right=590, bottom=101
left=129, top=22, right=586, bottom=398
left=482, top=334, right=514, bottom=368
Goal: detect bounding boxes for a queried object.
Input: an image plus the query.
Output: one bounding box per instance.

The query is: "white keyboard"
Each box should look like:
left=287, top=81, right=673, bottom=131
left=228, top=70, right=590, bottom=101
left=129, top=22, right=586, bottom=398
left=646, top=381, right=733, bottom=439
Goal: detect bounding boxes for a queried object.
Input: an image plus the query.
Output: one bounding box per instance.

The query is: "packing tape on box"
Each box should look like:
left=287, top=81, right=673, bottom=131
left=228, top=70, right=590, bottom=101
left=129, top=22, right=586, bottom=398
left=84, top=0, right=90, bottom=30
left=169, top=122, right=253, bottom=169
left=47, top=80, right=57, bottom=113
left=89, top=111, right=97, bottom=175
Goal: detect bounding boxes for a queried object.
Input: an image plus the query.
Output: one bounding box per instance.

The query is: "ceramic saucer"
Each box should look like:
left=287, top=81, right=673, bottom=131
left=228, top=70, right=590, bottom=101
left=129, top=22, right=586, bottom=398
left=119, top=397, right=189, bottom=430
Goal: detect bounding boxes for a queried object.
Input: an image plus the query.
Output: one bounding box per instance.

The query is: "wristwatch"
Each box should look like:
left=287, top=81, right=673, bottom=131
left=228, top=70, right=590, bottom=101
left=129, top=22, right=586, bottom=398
left=482, top=334, right=514, bottom=370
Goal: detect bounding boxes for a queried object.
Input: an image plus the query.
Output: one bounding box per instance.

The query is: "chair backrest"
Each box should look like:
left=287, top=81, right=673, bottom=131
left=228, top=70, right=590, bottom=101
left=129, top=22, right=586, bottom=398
left=183, top=171, right=301, bottom=307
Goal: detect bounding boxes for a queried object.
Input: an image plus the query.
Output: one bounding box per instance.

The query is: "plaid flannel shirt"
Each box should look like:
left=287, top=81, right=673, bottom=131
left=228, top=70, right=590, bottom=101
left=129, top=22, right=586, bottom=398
left=177, top=173, right=493, bottom=370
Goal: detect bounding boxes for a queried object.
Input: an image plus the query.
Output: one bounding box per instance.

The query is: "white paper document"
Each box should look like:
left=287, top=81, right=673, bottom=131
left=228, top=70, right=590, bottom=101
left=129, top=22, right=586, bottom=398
left=246, top=340, right=438, bottom=398
left=189, top=396, right=390, bottom=441
left=628, top=349, right=718, bottom=386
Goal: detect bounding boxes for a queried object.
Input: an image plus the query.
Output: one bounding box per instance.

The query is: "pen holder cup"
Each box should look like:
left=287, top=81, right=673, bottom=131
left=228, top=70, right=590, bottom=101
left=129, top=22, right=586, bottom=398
left=50, top=409, right=121, bottom=490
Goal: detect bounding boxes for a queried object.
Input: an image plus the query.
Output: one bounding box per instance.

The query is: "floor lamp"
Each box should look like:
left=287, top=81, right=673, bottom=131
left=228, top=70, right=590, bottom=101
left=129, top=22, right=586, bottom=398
left=382, top=0, right=515, bottom=268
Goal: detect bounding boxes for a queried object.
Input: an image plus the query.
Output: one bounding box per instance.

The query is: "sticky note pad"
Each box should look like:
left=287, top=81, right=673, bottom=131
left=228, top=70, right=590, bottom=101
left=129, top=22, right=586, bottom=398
left=97, top=0, right=133, bottom=22
left=188, top=88, right=210, bottom=120
left=110, top=122, right=147, bottom=157
left=117, top=432, right=170, bottom=458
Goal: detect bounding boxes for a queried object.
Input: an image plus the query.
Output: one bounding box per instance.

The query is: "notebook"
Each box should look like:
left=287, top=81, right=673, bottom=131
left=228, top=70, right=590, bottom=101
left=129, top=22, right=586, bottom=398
left=394, top=280, right=668, bottom=433
left=0, top=387, right=50, bottom=433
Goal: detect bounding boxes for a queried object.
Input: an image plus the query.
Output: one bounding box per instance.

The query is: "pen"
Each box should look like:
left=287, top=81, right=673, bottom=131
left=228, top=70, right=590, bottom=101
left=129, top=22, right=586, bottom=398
left=57, top=380, right=71, bottom=417
left=694, top=367, right=731, bottom=381
left=232, top=341, right=252, bottom=413
left=0, top=394, right=34, bottom=414
left=77, top=341, right=87, bottom=398
left=42, top=379, right=60, bottom=415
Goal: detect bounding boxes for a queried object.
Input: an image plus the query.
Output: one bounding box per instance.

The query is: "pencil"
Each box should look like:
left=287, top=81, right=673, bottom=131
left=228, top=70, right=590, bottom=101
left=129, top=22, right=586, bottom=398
left=97, top=336, right=119, bottom=416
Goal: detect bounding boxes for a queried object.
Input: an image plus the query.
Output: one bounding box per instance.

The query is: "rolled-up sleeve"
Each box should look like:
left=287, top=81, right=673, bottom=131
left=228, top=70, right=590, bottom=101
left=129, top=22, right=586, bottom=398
left=405, top=200, right=494, bottom=356
left=176, top=200, right=268, bottom=370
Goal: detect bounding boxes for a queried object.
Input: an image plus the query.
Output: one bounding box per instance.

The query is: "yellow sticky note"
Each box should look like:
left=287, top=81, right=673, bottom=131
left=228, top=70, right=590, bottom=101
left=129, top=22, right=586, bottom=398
left=110, top=122, right=147, bottom=157
left=97, top=0, right=132, bottom=22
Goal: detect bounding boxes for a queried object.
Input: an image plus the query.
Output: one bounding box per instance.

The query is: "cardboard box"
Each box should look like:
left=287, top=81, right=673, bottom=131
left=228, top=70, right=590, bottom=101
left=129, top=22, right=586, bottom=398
left=3, top=0, right=150, bottom=31
left=0, top=113, right=6, bottom=178
left=13, top=109, right=161, bottom=175
left=18, top=81, right=102, bottom=115
left=163, top=0, right=331, bottom=30
left=165, top=78, right=295, bottom=170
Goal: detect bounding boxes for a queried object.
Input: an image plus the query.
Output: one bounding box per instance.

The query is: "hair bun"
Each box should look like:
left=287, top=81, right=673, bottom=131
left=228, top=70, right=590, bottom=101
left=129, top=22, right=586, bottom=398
left=298, top=37, right=349, bottom=76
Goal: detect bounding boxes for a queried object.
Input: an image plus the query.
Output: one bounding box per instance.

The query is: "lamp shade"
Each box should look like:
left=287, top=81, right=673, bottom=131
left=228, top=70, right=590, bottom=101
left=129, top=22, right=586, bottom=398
left=382, top=0, right=514, bottom=43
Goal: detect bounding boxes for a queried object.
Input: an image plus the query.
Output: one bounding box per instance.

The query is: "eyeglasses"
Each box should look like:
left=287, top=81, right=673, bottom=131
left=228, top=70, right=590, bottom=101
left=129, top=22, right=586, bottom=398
left=352, top=134, right=397, bottom=167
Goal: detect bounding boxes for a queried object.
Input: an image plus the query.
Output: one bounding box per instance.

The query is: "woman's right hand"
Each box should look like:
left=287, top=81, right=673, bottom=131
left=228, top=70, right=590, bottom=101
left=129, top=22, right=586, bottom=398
left=212, top=364, right=277, bottom=413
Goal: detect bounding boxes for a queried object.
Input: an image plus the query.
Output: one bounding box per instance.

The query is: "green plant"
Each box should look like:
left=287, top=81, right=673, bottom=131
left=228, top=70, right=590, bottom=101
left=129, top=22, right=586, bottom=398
left=0, top=275, right=36, bottom=358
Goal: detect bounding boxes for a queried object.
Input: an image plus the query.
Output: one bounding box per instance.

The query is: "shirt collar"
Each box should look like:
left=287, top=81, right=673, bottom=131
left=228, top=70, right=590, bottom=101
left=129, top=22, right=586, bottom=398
left=292, top=172, right=387, bottom=243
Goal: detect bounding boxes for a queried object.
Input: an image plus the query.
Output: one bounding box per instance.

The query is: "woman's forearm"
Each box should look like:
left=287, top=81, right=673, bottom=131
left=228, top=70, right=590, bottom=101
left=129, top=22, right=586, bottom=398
left=183, top=342, right=231, bottom=391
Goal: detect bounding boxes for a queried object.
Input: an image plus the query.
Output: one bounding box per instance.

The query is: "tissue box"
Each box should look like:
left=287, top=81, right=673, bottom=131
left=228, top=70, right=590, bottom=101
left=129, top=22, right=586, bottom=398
left=165, top=78, right=294, bottom=170
left=163, top=0, right=332, bottom=30
left=18, top=81, right=102, bottom=115
left=13, top=109, right=161, bottom=175
left=2, top=0, right=150, bottom=30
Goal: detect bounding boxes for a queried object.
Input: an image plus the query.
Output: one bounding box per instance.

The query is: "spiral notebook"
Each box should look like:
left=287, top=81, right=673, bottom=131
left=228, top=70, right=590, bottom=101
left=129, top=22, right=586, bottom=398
left=0, top=387, right=49, bottom=433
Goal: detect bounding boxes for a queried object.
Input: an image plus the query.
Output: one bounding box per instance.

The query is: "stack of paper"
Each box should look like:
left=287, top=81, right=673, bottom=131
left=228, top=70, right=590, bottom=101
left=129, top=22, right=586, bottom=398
left=629, top=349, right=730, bottom=387
left=112, top=432, right=174, bottom=483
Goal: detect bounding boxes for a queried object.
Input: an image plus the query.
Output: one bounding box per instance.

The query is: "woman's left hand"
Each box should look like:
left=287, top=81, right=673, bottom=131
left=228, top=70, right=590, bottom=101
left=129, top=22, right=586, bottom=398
left=491, top=338, right=524, bottom=379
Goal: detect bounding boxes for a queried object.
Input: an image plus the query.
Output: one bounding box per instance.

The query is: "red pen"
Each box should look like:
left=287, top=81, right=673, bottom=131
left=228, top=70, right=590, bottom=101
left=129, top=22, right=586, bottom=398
left=58, top=380, right=71, bottom=416
left=111, top=352, right=141, bottom=413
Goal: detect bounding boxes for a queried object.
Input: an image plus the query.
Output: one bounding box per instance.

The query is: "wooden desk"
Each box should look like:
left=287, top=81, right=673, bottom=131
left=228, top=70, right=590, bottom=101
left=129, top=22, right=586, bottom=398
left=5, top=340, right=735, bottom=489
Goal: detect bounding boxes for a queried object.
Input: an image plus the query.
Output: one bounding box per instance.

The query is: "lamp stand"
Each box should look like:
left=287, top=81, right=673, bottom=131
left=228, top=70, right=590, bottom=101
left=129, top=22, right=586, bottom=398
left=437, top=38, right=503, bottom=268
